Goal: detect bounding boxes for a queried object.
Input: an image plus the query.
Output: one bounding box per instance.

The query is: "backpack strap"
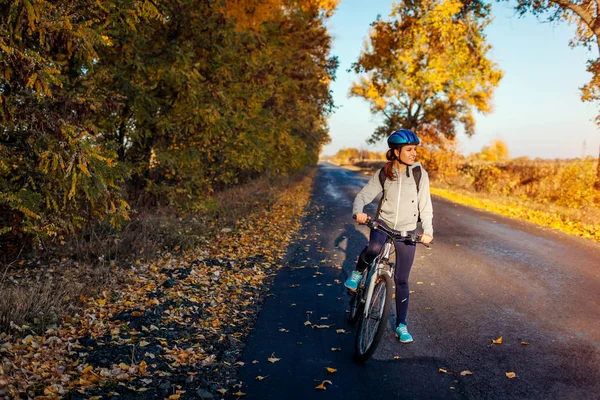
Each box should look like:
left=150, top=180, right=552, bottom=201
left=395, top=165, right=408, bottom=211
left=375, top=168, right=386, bottom=219
left=413, top=166, right=421, bottom=194
left=413, top=166, right=422, bottom=222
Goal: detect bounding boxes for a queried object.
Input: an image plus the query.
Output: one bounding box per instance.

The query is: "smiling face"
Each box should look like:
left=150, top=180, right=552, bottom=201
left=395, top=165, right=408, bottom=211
left=394, top=145, right=417, bottom=165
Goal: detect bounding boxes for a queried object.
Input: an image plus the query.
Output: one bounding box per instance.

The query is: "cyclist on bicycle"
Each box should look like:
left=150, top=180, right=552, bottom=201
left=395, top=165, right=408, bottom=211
left=345, top=129, right=433, bottom=344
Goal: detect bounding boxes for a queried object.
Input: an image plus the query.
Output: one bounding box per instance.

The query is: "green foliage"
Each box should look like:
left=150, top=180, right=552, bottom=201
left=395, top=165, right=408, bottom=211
left=0, top=0, right=338, bottom=247
left=0, top=0, right=130, bottom=244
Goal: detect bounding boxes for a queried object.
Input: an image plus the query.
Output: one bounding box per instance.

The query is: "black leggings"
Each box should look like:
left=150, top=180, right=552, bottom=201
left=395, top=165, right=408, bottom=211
left=356, top=221, right=416, bottom=326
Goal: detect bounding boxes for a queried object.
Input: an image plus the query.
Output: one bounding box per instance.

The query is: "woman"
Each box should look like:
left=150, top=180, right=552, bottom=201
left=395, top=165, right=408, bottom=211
left=345, top=129, right=433, bottom=343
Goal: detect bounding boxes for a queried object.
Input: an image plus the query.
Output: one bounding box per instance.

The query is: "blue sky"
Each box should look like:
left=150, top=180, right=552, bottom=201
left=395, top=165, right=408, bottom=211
left=322, top=0, right=600, bottom=159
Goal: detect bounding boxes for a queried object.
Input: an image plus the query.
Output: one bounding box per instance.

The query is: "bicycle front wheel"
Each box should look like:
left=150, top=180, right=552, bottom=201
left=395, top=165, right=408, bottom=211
left=347, top=289, right=364, bottom=326
left=354, top=272, right=394, bottom=362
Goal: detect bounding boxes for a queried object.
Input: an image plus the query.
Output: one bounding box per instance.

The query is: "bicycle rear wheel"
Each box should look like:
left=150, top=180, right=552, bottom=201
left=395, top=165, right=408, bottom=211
left=354, top=272, right=394, bottom=362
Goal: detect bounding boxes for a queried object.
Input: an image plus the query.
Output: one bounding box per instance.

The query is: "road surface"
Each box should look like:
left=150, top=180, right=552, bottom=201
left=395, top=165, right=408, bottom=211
left=235, top=162, right=600, bottom=400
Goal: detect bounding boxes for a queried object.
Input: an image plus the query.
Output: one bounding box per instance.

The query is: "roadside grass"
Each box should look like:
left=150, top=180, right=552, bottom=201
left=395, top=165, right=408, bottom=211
left=430, top=186, right=600, bottom=242
left=0, top=168, right=313, bottom=336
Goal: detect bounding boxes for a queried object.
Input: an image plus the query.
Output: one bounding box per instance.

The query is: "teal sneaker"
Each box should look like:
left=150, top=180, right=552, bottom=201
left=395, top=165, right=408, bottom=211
left=344, top=270, right=363, bottom=291
left=395, top=323, right=413, bottom=343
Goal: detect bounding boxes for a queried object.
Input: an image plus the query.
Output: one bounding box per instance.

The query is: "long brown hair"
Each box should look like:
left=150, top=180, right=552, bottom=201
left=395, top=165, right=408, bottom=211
left=383, top=148, right=398, bottom=181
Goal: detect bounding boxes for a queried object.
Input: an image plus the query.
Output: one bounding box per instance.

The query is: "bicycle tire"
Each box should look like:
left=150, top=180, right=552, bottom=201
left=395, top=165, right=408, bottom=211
left=354, top=272, right=394, bottom=362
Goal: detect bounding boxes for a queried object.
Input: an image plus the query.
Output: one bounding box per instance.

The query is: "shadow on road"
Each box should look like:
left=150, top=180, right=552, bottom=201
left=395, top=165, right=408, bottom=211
left=334, top=223, right=368, bottom=281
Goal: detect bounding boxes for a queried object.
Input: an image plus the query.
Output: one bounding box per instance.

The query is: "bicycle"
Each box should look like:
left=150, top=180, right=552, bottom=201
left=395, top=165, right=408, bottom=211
left=347, top=216, right=430, bottom=362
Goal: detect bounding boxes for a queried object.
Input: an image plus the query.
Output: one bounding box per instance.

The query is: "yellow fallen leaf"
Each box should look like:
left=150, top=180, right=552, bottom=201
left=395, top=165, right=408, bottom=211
left=252, top=360, right=259, bottom=364
left=216, top=388, right=228, bottom=394
left=336, top=329, right=347, bottom=334
left=312, top=324, right=332, bottom=329
left=304, top=321, right=312, bottom=326
left=393, top=356, right=401, bottom=360
left=326, top=367, right=337, bottom=374
left=255, top=375, right=267, bottom=380
left=492, top=336, right=503, bottom=344
left=506, top=372, right=516, bottom=379
left=234, top=361, right=245, bottom=366
left=139, top=360, right=147, bottom=374
left=315, top=380, right=333, bottom=390
left=521, top=341, right=529, bottom=345
left=460, top=370, right=473, bottom=376
left=168, top=394, right=181, bottom=400
left=439, top=368, right=448, bottom=373
left=97, top=299, right=106, bottom=305
left=81, top=366, right=93, bottom=374
left=279, top=328, right=289, bottom=332
left=416, top=282, right=424, bottom=285
left=139, top=340, right=150, bottom=347
left=232, top=391, right=246, bottom=397
left=118, top=362, right=129, bottom=371
left=267, top=353, right=281, bottom=363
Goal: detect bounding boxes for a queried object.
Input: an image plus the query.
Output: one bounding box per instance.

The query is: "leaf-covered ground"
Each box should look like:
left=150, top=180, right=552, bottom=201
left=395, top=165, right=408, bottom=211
left=0, top=171, right=315, bottom=399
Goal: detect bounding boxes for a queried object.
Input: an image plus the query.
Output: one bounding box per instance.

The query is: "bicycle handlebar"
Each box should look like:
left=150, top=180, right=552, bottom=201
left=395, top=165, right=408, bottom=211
left=352, top=214, right=431, bottom=248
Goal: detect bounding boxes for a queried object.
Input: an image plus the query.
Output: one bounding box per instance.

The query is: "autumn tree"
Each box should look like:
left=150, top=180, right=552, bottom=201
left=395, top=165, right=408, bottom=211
left=349, top=0, right=503, bottom=148
left=473, top=139, right=510, bottom=161
left=0, top=0, right=133, bottom=249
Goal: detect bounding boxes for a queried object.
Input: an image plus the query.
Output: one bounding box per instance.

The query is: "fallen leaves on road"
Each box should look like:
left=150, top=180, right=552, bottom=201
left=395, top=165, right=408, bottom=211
left=521, top=341, right=529, bottom=345
left=460, top=370, right=473, bottom=376
left=325, top=367, right=337, bottom=374
left=506, top=372, right=517, bottom=379
left=315, top=380, right=333, bottom=390
left=439, top=368, right=448, bottom=374
left=267, top=353, right=281, bottom=363
left=492, top=336, right=503, bottom=344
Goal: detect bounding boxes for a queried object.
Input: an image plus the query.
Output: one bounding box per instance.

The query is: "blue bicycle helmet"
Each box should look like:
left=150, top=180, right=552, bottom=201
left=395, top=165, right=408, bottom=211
left=387, top=129, right=420, bottom=148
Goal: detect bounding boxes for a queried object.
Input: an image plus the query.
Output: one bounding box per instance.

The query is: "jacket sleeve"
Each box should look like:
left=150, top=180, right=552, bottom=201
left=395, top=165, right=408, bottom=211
left=352, top=168, right=384, bottom=217
left=417, top=169, right=434, bottom=236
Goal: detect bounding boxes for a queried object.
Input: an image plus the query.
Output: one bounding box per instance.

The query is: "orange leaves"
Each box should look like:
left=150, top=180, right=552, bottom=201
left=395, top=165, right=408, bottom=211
left=506, top=372, right=517, bottom=379
left=492, top=336, right=503, bottom=345
left=315, top=380, right=333, bottom=390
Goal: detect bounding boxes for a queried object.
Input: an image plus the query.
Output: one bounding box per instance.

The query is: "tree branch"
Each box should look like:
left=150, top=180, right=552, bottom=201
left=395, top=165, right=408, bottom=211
left=550, top=0, right=595, bottom=32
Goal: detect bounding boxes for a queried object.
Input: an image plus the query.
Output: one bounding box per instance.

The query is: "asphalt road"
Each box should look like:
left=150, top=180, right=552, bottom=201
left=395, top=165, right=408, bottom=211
left=234, top=162, right=600, bottom=400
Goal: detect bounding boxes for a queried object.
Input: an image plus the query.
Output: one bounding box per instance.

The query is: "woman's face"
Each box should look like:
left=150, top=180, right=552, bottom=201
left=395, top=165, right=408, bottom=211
left=395, top=145, right=417, bottom=165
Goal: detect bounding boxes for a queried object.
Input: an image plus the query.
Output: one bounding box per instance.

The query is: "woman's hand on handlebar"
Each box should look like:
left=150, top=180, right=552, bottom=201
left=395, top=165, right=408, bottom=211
left=354, top=213, right=369, bottom=224
left=421, top=234, right=433, bottom=244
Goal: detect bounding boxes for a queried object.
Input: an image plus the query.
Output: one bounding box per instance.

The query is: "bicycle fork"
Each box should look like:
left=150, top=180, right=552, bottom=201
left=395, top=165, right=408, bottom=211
left=362, top=241, right=393, bottom=319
